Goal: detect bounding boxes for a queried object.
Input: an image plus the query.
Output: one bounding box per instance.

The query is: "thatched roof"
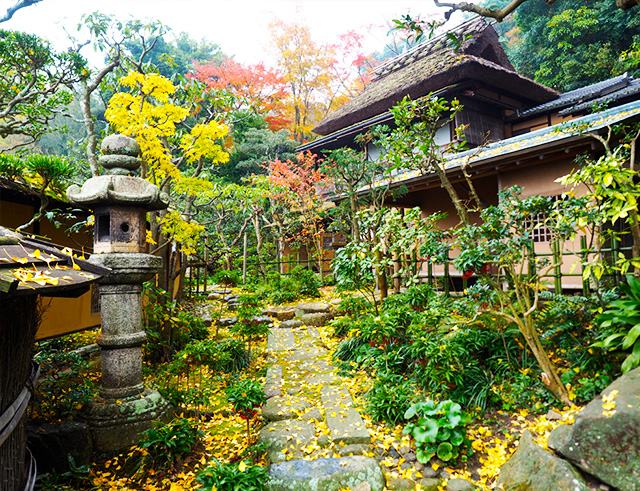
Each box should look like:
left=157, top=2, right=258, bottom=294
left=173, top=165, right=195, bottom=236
left=314, top=18, right=557, bottom=136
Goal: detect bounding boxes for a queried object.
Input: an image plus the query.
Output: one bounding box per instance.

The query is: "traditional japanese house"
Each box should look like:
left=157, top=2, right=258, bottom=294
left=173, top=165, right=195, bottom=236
left=301, top=17, right=640, bottom=290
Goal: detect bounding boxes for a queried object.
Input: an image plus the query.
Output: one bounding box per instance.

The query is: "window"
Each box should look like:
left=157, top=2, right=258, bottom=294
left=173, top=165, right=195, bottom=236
left=366, top=142, right=381, bottom=162
left=434, top=123, right=452, bottom=146
left=522, top=195, right=561, bottom=243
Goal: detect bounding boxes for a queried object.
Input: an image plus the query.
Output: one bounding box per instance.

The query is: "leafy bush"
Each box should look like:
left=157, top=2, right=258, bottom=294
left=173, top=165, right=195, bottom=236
left=176, top=339, right=249, bottom=373
left=402, top=284, right=436, bottom=310
left=232, top=294, right=269, bottom=356
left=403, top=400, right=470, bottom=464
left=595, top=275, right=640, bottom=372
left=141, top=418, right=203, bottom=467
left=251, top=268, right=321, bottom=304
left=32, top=349, right=96, bottom=421
left=336, top=294, right=372, bottom=317
left=227, top=378, right=266, bottom=441
left=226, top=378, right=266, bottom=418
left=213, top=269, right=242, bottom=287
left=410, top=324, right=520, bottom=410
left=144, top=285, right=208, bottom=362
left=289, top=265, right=322, bottom=296
left=329, top=317, right=354, bottom=338
left=196, top=460, right=268, bottom=491
left=366, top=375, right=416, bottom=425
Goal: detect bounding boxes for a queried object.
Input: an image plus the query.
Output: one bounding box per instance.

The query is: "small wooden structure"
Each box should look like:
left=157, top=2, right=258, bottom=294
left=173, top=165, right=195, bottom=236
left=0, top=227, right=105, bottom=491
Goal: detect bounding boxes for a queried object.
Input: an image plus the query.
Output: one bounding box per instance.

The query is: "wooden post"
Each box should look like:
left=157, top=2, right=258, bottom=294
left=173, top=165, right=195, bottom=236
left=242, top=231, right=248, bottom=285
left=611, top=233, right=620, bottom=284
left=552, top=239, right=562, bottom=293
left=527, top=240, right=536, bottom=279
left=392, top=252, right=401, bottom=293
left=203, top=242, right=208, bottom=294
left=427, top=260, right=433, bottom=287
left=580, top=235, right=590, bottom=295
left=444, top=256, right=450, bottom=296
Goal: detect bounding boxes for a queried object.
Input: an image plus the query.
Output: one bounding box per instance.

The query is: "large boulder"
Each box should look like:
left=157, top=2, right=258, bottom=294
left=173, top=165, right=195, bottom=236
left=548, top=367, right=640, bottom=491
left=267, top=456, right=384, bottom=491
left=497, top=431, right=588, bottom=491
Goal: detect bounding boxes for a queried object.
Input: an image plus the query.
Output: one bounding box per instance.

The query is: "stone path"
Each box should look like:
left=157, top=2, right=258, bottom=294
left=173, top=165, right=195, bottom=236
left=260, top=302, right=384, bottom=491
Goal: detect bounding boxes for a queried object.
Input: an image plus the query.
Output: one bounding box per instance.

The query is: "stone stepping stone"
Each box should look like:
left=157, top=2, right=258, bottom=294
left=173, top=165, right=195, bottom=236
left=280, top=319, right=303, bottom=329
left=321, top=386, right=370, bottom=445
left=265, top=366, right=283, bottom=399
left=306, top=372, right=339, bottom=386
left=287, top=346, right=326, bottom=361
left=263, top=395, right=311, bottom=422
left=268, top=329, right=295, bottom=352
left=295, top=301, right=332, bottom=314
left=267, top=456, right=384, bottom=491
left=298, top=312, right=333, bottom=326
left=264, top=307, right=296, bottom=321
left=260, top=420, right=316, bottom=463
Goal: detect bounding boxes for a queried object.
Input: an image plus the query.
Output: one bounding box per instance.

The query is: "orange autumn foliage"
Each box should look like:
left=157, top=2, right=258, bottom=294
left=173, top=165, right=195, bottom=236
left=270, top=21, right=375, bottom=142
left=192, top=59, right=289, bottom=131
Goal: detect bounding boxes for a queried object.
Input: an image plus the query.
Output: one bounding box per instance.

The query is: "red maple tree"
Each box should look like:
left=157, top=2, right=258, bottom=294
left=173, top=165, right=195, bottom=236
left=192, top=59, right=289, bottom=130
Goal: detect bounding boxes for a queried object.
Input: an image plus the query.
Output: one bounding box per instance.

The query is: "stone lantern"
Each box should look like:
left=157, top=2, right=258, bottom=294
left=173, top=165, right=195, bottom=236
left=67, top=134, right=170, bottom=452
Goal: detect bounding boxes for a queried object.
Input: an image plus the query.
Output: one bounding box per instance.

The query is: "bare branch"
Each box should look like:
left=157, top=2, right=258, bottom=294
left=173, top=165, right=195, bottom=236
left=434, top=0, right=530, bottom=21
left=0, top=0, right=42, bottom=23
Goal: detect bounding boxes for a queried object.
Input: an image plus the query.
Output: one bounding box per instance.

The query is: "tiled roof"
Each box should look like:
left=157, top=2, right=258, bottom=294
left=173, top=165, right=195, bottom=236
left=372, top=99, right=640, bottom=191
left=516, top=74, right=636, bottom=119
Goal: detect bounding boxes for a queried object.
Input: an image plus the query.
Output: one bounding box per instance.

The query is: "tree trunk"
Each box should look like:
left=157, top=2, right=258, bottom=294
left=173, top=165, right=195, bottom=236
left=520, top=317, right=571, bottom=405
left=350, top=194, right=360, bottom=241
left=432, top=164, right=470, bottom=225
left=375, top=248, right=388, bottom=300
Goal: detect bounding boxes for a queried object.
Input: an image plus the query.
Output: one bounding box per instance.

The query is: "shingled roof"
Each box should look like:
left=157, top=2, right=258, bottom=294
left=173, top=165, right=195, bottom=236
left=0, top=227, right=106, bottom=296
left=313, top=17, right=557, bottom=136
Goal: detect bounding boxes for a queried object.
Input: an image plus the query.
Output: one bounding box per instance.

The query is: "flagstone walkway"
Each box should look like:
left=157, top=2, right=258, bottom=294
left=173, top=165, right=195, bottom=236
left=260, top=302, right=384, bottom=491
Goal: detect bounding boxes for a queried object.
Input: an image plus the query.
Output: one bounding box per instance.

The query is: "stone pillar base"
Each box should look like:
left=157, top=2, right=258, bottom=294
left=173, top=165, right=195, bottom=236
left=85, top=389, right=171, bottom=453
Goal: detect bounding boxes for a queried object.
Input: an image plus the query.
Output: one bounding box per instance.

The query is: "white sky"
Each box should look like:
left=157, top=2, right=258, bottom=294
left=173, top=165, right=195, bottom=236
left=0, top=0, right=463, bottom=67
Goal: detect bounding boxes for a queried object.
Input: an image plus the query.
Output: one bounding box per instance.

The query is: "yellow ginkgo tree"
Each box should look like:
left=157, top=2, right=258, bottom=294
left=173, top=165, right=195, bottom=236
left=105, top=71, right=230, bottom=298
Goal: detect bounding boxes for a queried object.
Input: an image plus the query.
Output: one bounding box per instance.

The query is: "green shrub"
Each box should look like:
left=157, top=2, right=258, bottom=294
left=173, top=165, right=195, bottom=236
left=144, top=285, right=208, bottom=363
left=366, top=375, right=416, bottom=425
left=141, top=418, right=203, bottom=467
left=175, top=339, right=249, bottom=373
left=329, top=317, right=354, bottom=338
left=227, top=378, right=266, bottom=441
left=595, top=275, right=640, bottom=373
left=410, top=325, right=522, bottom=410
left=288, top=265, right=321, bottom=296
left=232, top=294, right=269, bottom=357
left=226, top=379, right=266, bottom=418
left=213, top=269, right=242, bottom=287
left=252, top=268, right=321, bottom=304
left=403, top=284, right=436, bottom=310
left=196, top=460, right=268, bottom=491
left=32, top=349, right=96, bottom=421
left=334, top=337, right=376, bottom=368
left=336, top=295, right=371, bottom=317
left=403, top=400, right=470, bottom=464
